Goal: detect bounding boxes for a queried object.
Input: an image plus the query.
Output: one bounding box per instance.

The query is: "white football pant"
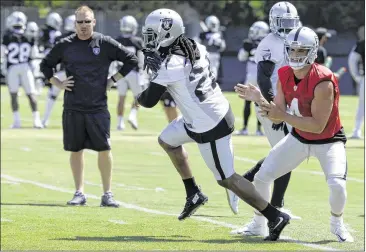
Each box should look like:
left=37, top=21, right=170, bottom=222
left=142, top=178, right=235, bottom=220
left=254, top=133, right=348, bottom=215
left=159, top=116, right=235, bottom=181
left=7, top=63, right=36, bottom=94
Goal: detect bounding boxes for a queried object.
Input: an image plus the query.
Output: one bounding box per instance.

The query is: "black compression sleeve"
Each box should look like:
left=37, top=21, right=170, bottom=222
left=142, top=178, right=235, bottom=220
left=137, top=82, right=167, bottom=108
left=257, top=60, right=275, bottom=102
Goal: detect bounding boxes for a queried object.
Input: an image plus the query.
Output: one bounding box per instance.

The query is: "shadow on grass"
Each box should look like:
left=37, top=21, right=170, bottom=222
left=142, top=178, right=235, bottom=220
left=1, top=202, right=68, bottom=207
left=54, top=235, right=278, bottom=244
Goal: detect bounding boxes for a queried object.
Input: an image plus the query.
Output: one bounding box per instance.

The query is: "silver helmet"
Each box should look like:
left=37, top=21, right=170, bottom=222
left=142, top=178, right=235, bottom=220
left=8, top=11, right=27, bottom=34
left=64, top=15, right=75, bottom=32
left=269, top=1, right=300, bottom=38
left=25, top=21, right=39, bottom=40
left=248, top=21, right=269, bottom=41
left=120, top=15, right=138, bottom=35
left=142, top=8, right=185, bottom=49
left=285, top=26, right=319, bottom=70
left=205, top=15, right=220, bottom=33
left=46, top=12, right=63, bottom=31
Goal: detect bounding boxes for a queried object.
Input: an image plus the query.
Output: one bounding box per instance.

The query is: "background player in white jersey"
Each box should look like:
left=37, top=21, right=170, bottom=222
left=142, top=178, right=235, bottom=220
left=348, top=26, right=364, bottom=139
left=111, top=15, right=145, bottom=130
left=198, top=15, right=226, bottom=81
left=137, top=8, right=291, bottom=241
left=230, top=1, right=301, bottom=236
left=41, top=14, right=72, bottom=128
left=236, top=21, right=269, bottom=136
left=25, top=21, right=45, bottom=95
left=1, top=11, right=43, bottom=128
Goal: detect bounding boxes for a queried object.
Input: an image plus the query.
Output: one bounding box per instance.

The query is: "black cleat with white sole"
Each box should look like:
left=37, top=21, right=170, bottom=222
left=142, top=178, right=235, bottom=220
left=265, top=212, right=291, bottom=241
left=178, top=191, right=208, bottom=221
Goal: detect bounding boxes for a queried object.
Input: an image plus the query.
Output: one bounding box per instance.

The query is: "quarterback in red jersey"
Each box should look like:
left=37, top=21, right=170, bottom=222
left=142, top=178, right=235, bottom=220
left=234, top=26, right=353, bottom=243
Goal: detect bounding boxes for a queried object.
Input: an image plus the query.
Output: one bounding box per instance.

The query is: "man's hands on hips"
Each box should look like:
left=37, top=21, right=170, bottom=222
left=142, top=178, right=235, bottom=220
left=50, top=76, right=74, bottom=91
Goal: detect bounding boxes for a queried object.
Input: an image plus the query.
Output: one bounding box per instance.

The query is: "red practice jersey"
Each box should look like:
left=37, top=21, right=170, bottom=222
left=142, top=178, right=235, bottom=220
left=278, top=63, right=342, bottom=141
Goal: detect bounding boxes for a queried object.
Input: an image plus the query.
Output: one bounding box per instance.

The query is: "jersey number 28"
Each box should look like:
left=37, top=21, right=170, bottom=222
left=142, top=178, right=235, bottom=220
left=7, top=42, right=31, bottom=64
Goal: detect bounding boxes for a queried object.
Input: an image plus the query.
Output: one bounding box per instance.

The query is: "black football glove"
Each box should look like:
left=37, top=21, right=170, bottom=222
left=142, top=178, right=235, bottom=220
left=142, top=48, right=163, bottom=75
left=272, top=121, right=285, bottom=131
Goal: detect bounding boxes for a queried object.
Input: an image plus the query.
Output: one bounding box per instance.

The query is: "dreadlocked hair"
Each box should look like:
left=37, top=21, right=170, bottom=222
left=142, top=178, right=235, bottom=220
left=177, top=35, right=197, bottom=66
left=162, top=34, right=199, bottom=68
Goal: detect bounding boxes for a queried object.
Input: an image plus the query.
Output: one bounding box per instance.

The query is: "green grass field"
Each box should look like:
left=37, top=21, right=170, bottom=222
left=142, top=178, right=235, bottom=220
left=1, top=86, right=364, bottom=251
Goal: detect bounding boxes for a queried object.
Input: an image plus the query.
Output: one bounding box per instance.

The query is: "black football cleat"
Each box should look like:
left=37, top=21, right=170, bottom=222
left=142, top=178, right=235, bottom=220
left=178, top=191, right=208, bottom=221
left=67, top=191, right=87, bottom=206
left=264, top=212, right=291, bottom=241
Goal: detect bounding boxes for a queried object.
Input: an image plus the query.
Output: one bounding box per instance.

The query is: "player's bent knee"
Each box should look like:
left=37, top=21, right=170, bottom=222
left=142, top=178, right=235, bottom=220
left=253, top=169, right=273, bottom=185
left=216, top=173, right=237, bottom=189
left=327, top=177, right=347, bottom=196
left=158, top=137, right=178, bottom=151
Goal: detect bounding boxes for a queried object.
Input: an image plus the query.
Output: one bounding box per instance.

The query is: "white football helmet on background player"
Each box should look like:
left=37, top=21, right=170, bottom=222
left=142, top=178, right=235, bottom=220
left=269, top=1, right=300, bottom=38
left=142, top=8, right=185, bottom=49
left=64, top=15, right=76, bottom=32
left=248, top=21, right=270, bottom=41
left=120, top=15, right=138, bottom=35
left=285, top=26, right=319, bottom=70
left=205, top=15, right=220, bottom=33
left=25, top=22, right=39, bottom=40
left=46, top=12, right=63, bottom=31
left=8, top=11, right=27, bottom=34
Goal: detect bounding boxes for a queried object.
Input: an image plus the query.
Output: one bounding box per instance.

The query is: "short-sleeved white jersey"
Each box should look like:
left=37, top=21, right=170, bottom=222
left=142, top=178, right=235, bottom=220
left=153, top=42, right=229, bottom=133
left=254, top=33, right=286, bottom=95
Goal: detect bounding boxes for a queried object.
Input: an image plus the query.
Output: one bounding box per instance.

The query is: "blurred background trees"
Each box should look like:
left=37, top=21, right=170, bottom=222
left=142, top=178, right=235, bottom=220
left=8, top=0, right=363, bottom=32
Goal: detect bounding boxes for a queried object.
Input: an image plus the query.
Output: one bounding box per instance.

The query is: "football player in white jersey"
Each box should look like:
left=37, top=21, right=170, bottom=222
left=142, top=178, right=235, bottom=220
left=236, top=21, right=269, bottom=136
left=198, top=15, right=226, bottom=81
left=230, top=1, right=302, bottom=236
left=42, top=14, right=75, bottom=128
left=111, top=15, right=145, bottom=130
left=25, top=21, right=45, bottom=95
left=348, top=26, right=364, bottom=139
left=1, top=11, right=43, bottom=128
left=137, top=8, right=291, bottom=241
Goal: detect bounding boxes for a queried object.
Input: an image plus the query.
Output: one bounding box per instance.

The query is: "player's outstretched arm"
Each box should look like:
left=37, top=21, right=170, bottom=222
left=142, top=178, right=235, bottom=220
left=136, top=82, right=167, bottom=108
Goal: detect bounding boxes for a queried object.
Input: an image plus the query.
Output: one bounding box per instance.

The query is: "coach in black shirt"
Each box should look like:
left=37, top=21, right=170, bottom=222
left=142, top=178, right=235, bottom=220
left=40, top=5, right=138, bottom=207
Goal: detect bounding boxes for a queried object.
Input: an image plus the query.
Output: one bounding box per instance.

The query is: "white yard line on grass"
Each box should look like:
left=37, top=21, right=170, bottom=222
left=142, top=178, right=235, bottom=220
left=1, top=174, right=340, bottom=251
left=85, top=181, right=165, bottom=192
left=1, top=218, right=12, bottom=222
left=109, top=219, right=127, bottom=224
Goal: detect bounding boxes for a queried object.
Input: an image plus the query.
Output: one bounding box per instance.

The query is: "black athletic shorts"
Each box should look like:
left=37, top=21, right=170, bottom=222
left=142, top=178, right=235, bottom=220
left=62, top=109, right=111, bottom=152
